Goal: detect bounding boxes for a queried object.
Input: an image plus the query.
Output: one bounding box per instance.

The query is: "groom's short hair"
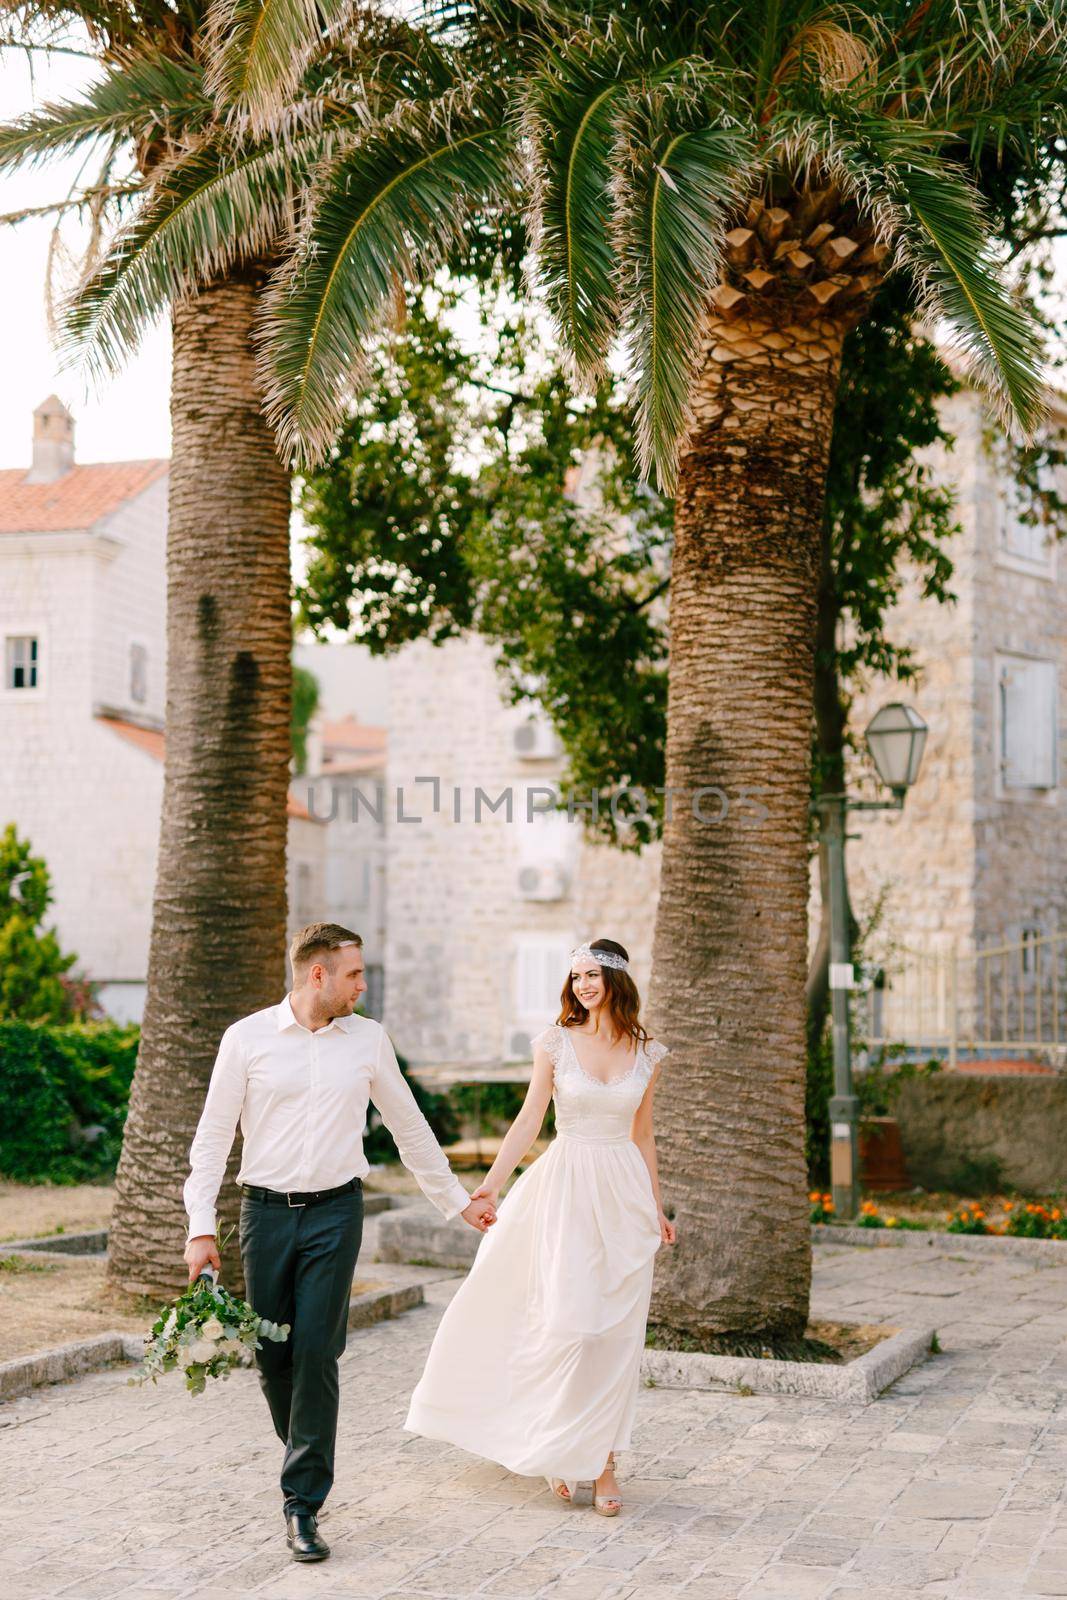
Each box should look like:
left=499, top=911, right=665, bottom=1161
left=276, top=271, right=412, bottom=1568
left=289, top=922, right=363, bottom=978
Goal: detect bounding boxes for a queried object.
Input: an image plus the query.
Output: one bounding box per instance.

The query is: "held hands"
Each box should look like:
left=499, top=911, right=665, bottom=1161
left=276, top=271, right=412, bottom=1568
left=461, top=1192, right=497, bottom=1233
left=184, top=1233, right=222, bottom=1281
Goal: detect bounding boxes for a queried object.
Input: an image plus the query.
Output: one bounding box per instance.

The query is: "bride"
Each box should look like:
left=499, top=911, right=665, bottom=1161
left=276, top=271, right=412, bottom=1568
left=404, top=937, right=676, bottom=1516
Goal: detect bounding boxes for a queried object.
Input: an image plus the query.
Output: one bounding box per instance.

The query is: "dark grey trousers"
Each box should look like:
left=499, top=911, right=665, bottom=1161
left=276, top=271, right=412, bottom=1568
left=239, top=1183, right=364, bottom=1517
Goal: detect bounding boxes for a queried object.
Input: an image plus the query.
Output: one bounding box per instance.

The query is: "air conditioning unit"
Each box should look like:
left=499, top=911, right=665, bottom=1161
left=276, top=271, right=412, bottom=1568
left=512, top=716, right=561, bottom=760
left=504, top=1027, right=534, bottom=1060
left=516, top=862, right=569, bottom=902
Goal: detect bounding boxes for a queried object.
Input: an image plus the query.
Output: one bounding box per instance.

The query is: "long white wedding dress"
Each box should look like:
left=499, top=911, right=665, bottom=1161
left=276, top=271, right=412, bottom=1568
left=404, top=1023, right=667, bottom=1482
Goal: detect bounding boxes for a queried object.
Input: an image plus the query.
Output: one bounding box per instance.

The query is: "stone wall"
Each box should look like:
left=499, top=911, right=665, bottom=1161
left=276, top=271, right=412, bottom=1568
left=384, top=635, right=580, bottom=1065
left=894, top=1072, right=1067, bottom=1196
left=835, top=389, right=1067, bottom=1052
left=92, top=476, right=169, bottom=722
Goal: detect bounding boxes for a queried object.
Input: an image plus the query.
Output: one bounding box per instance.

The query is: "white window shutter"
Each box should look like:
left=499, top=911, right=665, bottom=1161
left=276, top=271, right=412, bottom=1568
left=514, top=936, right=572, bottom=1020
left=1001, top=658, right=1057, bottom=789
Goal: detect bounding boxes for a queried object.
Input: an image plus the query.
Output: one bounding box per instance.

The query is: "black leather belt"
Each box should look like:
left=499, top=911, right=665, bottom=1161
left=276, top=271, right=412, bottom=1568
left=241, top=1176, right=362, bottom=1208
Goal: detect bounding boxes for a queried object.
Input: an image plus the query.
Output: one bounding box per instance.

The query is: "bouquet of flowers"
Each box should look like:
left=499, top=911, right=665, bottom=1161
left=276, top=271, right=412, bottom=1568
left=133, top=1266, right=290, bottom=1396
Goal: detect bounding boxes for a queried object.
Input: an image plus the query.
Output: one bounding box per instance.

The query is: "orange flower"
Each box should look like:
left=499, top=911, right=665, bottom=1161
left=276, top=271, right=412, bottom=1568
left=809, top=1192, right=821, bottom=1203
left=823, top=1199, right=835, bottom=1213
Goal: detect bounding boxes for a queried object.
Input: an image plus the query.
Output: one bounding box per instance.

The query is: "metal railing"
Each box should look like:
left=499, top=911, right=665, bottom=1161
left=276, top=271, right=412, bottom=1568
left=858, top=930, right=1067, bottom=1067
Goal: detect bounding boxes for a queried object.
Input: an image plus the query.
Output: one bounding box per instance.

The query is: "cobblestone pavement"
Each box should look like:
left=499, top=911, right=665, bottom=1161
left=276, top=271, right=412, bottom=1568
left=3, top=1229, right=1067, bottom=1600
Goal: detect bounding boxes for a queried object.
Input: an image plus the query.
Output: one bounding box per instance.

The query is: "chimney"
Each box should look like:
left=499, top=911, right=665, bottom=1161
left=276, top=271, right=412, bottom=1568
left=26, top=395, right=75, bottom=484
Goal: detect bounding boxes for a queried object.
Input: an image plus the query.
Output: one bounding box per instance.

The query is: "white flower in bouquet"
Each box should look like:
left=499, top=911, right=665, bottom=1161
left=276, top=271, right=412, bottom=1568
left=132, top=1260, right=289, bottom=1395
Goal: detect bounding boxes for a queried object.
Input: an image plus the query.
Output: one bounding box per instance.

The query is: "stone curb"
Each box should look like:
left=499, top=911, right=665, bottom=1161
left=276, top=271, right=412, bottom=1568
left=640, top=1324, right=934, bottom=1403
left=1, top=1194, right=395, bottom=1262
left=348, top=1280, right=423, bottom=1329
left=2, top=1230, right=108, bottom=1256
left=376, top=1206, right=479, bottom=1270
left=813, top=1223, right=1067, bottom=1264
left=0, top=1280, right=425, bottom=1403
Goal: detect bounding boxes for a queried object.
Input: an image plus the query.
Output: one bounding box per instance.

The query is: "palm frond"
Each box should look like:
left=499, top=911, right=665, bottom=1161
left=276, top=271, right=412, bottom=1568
left=0, top=48, right=208, bottom=173
left=782, top=115, right=1048, bottom=438
left=611, top=91, right=757, bottom=490
left=258, top=94, right=516, bottom=467
left=60, top=129, right=328, bottom=379
left=888, top=154, right=1047, bottom=439
left=521, top=41, right=630, bottom=382
left=204, top=0, right=361, bottom=131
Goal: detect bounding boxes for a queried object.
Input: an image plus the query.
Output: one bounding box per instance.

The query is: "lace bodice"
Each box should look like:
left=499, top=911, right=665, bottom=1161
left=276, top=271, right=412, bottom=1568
left=532, top=1024, right=668, bottom=1141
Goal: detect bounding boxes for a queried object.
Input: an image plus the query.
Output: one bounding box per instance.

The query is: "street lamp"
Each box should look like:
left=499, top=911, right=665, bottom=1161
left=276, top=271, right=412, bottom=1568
left=812, top=702, right=928, bottom=1221
left=864, top=702, right=929, bottom=797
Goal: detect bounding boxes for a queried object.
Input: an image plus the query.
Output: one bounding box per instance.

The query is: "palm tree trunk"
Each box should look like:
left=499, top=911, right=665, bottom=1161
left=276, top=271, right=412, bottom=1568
left=649, top=311, right=846, bottom=1339
left=108, top=269, right=293, bottom=1298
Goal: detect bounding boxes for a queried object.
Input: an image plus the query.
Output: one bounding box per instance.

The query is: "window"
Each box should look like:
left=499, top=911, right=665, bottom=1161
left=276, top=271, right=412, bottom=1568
left=998, top=655, right=1058, bottom=791
left=295, top=861, right=314, bottom=920
left=998, top=471, right=1056, bottom=576
left=5, top=635, right=38, bottom=690
left=514, top=934, right=573, bottom=1022
left=362, top=964, right=384, bottom=1020
left=129, top=642, right=148, bottom=705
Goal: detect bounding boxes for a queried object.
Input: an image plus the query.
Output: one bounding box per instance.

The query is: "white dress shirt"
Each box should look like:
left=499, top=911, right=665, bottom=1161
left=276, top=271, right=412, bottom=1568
left=183, top=994, right=470, bottom=1240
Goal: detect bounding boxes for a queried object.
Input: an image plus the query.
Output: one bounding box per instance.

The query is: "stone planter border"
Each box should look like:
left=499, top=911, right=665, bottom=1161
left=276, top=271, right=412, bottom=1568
left=2, top=1229, right=108, bottom=1256
left=0, top=1278, right=424, bottom=1402
left=0, top=1194, right=396, bottom=1262
left=641, top=1324, right=935, bottom=1403
left=813, top=1222, right=1067, bottom=1264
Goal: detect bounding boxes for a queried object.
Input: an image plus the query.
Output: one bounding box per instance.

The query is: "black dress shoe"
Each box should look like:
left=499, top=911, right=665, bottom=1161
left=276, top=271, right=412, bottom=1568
left=285, top=1511, right=330, bottom=1562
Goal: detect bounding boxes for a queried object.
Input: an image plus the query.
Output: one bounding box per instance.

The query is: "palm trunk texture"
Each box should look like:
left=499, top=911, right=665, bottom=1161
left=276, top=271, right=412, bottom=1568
left=649, top=306, right=847, bottom=1339
left=108, top=270, right=293, bottom=1298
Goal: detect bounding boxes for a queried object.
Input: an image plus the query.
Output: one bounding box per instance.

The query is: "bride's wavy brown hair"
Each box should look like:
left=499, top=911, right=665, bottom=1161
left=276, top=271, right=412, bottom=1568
left=557, top=938, right=648, bottom=1047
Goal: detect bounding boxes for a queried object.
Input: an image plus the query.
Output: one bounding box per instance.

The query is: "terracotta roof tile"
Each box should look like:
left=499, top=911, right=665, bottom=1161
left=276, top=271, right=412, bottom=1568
left=322, top=716, right=386, bottom=754
left=0, top=460, right=168, bottom=534
left=98, top=716, right=320, bottom=821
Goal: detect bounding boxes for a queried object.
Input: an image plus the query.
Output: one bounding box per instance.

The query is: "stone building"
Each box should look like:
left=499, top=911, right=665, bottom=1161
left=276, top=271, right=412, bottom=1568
left=840, top=388, right=1067, bottom=1052
left=297, top=711, right=388, bottom=1016
left=0, top=398, right=325, bottom=1020
left=380, top=629, right=662, bottom=1070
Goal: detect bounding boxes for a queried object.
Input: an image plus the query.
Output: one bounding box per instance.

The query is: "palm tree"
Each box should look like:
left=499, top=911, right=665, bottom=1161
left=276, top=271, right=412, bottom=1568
left=244, top=0, right=1063, bottom=1337
left=0, top=0, right=401, bottom=1293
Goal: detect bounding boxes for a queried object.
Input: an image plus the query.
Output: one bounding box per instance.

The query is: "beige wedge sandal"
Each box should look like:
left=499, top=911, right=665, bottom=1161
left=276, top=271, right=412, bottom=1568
left=593, top=1452, right=622, bottom=1517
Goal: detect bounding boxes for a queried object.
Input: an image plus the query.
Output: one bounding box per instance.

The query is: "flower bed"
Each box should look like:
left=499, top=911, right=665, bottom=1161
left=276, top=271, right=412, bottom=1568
left=811, top=1190, right=1067, bottom=1239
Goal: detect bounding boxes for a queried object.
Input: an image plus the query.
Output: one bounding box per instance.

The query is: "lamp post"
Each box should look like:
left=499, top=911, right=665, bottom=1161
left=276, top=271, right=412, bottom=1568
left=812, top=703, right=928, bottom=1221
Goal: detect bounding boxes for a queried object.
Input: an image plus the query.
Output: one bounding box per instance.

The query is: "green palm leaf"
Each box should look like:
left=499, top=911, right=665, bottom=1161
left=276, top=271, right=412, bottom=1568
left=259, top=99, right=516, bottom=467
left=891, top=156, right=1046, bottom=438
left=204, top=0, right=357, bottom=129
left=521, top=43, right=630, bottom=380
left=794, top=117, right=1048, bottom=438
left=612, top=95, right=756, bottom=490
left=0, top=49, right=209, bottom=173
left=61, top=131, right=327, bottom=379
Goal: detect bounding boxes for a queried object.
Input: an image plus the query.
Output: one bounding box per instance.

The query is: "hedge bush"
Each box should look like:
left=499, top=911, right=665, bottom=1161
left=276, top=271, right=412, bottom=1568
left=0, top=1020, right=139, bottom=1183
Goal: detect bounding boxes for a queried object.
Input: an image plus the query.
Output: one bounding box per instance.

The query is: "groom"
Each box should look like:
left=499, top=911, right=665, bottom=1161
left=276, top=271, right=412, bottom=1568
left=183, top=922, right=495, bottom=1563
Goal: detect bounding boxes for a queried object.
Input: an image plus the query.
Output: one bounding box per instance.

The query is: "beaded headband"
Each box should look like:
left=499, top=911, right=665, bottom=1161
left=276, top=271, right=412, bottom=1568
left=570, top=942, right=629, bottom=972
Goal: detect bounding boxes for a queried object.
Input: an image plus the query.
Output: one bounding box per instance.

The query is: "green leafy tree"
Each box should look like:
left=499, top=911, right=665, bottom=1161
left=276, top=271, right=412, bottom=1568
left=291, top=662, right=320, bottom=776
left=0, top=825, right=78, bottom=1022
